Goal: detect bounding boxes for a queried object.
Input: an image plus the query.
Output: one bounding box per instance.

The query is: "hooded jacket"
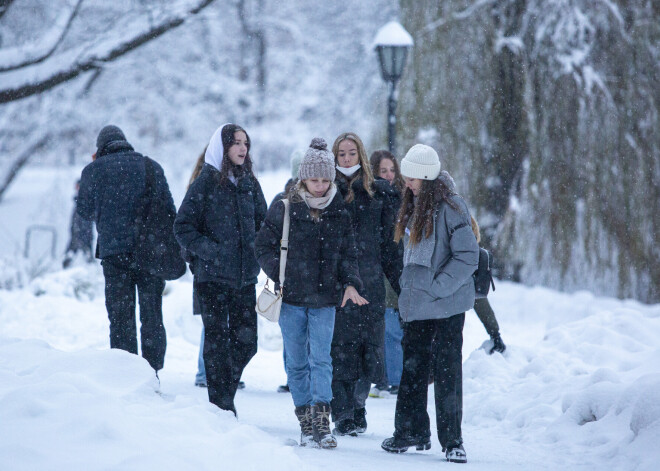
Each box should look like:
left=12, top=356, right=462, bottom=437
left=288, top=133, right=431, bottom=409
left=174, top=128, right=267, bottom=288
left=398, top=172, right=479, bottom=321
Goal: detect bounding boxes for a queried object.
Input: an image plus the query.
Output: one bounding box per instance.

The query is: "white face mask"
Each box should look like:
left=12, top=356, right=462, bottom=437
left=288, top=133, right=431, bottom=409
left=336, top=163, right=361, bottom=178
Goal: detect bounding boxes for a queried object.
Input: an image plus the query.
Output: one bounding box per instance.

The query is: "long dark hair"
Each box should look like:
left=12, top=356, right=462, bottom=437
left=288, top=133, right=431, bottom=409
left=217, top=124, right=254, bottom=184
left=369, top=149, right=404, bottom=193
left=394, top=177, right=459, bottom=245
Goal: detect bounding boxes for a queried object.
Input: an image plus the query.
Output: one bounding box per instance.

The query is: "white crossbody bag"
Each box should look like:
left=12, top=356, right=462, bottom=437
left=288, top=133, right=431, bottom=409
left=256, top=199, right=290, bottom=322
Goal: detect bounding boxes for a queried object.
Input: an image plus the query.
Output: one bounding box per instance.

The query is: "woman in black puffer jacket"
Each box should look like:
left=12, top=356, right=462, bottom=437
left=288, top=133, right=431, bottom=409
left=330, top=132, right=403, bottom=436
left=256, top=138, right=366, bottom=449
left=174, top=124, right=267, bottom=415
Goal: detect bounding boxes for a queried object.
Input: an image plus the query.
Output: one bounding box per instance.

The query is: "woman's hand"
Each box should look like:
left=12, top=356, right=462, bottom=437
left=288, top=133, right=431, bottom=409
left=341, top=285, right=369, bottom=307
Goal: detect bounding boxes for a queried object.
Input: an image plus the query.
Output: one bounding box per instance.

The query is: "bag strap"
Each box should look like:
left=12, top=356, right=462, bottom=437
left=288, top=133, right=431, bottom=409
left=279, top=198, right=291, bottom=291
left=134, top=157, right=155, bottom=242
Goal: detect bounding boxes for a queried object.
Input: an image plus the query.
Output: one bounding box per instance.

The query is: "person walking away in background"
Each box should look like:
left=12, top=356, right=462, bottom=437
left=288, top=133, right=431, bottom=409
left=270, top=148, right=304, bottom=394
left=77, top=125, right=176, bottom=374
left=255, top=138, right=367, bottom=448
left=174, top=124, right=266, bottom=415
left=63, top=176, right=94, bottom=268
left=470, top=216, right=506, bottom=354
left=381, top=144, right=478, bottom=464
left=368, top=150, right=405, bottom=396
left=330, top=133, right=402, bottom=437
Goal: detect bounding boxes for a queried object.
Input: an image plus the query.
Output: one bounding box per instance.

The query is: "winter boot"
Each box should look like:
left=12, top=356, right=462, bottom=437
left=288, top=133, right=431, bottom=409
left=381, top=435, right=432, bottom=453
left=354, top=407, right=367, bottom=434
left=445, top=443, right=467, bottom=463
left=333, top=418, right=358, bottom=437
left=312, top=402, right=337, bottom=448
left=277, top=384, right=290, bottom=393
left=489, top=334, right=506, bottom=354
left=294, top=405, right=315, bottom=447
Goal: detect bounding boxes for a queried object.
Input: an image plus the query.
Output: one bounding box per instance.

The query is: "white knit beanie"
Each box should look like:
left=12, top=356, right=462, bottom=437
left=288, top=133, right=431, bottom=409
left=400, top=144, right=441, bottom=180
left=298, top=138, right=336, bottom=181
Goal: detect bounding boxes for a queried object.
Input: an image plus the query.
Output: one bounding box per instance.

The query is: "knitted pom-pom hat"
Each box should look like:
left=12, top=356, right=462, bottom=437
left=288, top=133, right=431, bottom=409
left=298, top=138, right=336, bottom=181
left=400, top=144, right=441, bottom=180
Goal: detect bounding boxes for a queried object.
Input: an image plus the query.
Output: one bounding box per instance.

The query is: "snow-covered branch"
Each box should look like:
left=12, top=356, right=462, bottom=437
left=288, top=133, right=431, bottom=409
left=0, top=0, right=217, bottom=104
left=0, top=0, right=83, bottom=73
left=422, top=0, right=497, bottom=35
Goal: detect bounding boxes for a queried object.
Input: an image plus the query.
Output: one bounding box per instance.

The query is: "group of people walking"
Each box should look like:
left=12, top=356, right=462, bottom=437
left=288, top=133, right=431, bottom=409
left=77, top=123, right=508, bottom=464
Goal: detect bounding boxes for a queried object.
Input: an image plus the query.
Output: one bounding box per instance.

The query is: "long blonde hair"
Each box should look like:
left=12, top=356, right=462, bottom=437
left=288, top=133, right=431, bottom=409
left=332, top=132, right=374, bottom=203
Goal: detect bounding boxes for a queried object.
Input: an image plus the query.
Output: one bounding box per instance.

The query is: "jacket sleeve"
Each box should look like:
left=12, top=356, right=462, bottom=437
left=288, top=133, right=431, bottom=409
left=76, top=165, right=95, bottom=221
left=339, top=211, right=363, bottom=292
left=174, top=175, right=223, bottom=262
left=379, top=188, right=403, bottom=295
left=432, top=199, right=479, bottom=298
left=253, top=178, right=268, bottom=232
left=255, top=200, right=284, bottom=282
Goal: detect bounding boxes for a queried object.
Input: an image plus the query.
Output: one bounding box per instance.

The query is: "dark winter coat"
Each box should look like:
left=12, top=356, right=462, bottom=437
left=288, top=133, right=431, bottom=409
left=66, top=196, right=94, bottom=254
left=330, top=175, right=403, bottom=382
left=77, top=140, right=175, bottom=260
left=174, top=164, right=267, bottom=289
left=270, top=178, right=297, bottom=207
left=255, top=190, right=363, bottom=308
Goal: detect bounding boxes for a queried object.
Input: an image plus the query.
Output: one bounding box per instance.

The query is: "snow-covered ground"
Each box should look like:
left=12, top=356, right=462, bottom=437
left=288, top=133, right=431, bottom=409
left=1, top=168, right=659, bottom=470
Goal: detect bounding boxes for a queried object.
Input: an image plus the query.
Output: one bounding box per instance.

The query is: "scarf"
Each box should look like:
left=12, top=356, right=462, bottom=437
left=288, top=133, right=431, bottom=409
left=297, top=183, right=337, bottom=210
left=336, top=164, right=361, bottom=178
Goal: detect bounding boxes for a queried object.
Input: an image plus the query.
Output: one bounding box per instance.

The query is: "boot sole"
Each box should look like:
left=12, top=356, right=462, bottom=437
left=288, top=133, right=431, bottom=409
left=381, top=441, right=432, bottom=453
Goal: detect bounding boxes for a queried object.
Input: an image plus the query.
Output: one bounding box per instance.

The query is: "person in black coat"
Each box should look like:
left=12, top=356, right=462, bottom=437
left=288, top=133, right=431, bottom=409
left=77, top=125, right=175, bottom=372
left=255, top=138, right=366, bottom=449
left=174, top=124, right=267, bottom=415
left=63, top=178, right=94, bottom=268
left=329, top=132, right=403, bottom=436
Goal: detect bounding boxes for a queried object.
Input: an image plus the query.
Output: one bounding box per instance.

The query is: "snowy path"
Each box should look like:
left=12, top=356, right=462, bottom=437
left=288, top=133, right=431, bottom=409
left=1, top=267, right=659, bottom=470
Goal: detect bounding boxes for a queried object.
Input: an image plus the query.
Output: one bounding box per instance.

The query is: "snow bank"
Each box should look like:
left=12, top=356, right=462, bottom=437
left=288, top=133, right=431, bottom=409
left=0, top=338, right=307, bottom=471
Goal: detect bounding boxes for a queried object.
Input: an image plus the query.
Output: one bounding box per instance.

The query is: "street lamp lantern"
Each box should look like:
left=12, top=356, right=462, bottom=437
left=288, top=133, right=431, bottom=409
left=373, top=21, right=413, bottom=154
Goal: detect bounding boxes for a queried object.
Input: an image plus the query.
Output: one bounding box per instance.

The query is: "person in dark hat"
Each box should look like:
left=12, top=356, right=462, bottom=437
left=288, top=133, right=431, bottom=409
left=77, top=125, right=177, bottom=375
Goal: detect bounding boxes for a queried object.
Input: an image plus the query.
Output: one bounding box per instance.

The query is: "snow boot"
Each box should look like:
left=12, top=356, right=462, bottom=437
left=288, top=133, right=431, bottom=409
left=277, top=384, right=290, bottom=393
left=294, top=405, right=315, bottom=446
left=445, top=443, right=467, bottom=463
left=489, top=334, right=506, bottom=354
left=388, top=385, right=399, bottom=395
left=237, top=381, right=246, bottom=389
left=333, top=418, right=358, bottom=437
left=354, top=407, right=367, bottom=434
left=369, top=385, right=389, bottom=398
left=381, top=435, right=432, bottom=453
left=312, top=402, right=337, bottom=448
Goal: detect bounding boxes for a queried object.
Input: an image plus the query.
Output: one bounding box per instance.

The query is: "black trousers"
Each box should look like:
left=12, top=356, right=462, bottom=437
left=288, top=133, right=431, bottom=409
left=473, top=298, right=500, bottom=338
left=102, top=254, right=167, bottom=371
left=394, top=313, right=465, bottom=449
left=195, top=281, right=257, bottom=413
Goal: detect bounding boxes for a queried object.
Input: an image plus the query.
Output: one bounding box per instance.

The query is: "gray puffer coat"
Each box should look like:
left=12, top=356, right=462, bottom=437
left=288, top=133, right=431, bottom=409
left=398, top=183, right=479, bottom=322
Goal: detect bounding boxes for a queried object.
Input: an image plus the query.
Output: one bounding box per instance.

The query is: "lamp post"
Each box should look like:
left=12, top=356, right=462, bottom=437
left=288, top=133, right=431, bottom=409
left=373, top=21, right=413, bottom=154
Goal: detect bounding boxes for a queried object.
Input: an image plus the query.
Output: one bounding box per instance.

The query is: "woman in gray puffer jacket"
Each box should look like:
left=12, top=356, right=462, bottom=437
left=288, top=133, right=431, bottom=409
left=381, top=144, right=478, bottom=464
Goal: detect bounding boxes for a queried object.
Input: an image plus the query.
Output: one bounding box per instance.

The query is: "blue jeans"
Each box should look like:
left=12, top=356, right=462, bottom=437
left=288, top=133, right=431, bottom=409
left=196, top=326, right=206, bottom=383
left=384, top=308, right=403, bottom=387
left=279, top=303, right=335, bottom=407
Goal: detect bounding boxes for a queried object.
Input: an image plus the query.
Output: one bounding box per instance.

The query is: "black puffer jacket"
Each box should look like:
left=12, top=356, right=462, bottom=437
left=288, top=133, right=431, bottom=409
left=331, top=175, right=403, bottom=381
left=77, top=140, right=175, bottom=259
left=174, top=164, right=267, bottom=289
left=255, top=189, right=362, bottom=308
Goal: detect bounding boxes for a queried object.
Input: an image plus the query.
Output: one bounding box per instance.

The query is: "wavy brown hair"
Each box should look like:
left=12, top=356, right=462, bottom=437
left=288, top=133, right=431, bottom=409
left=394, top=178, right=460, bottom=245
left=369, top=149, right=404, bottom=193
left=332, top=132, right=374, bottom=203
left=188, top=146, right=207, bottom=189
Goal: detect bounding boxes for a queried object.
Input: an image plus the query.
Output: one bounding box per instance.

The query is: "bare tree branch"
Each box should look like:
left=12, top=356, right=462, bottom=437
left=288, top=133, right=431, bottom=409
left=0, top=0, right=84, bottom=73
left=0, top=133, right=50, bottom=202
left=0, top=0, right=15, bottom=21
left=0, top=0, right=217, bottom=105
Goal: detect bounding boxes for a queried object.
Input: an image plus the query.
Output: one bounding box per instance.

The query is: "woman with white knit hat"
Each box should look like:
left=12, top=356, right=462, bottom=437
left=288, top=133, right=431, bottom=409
left=381, top=144, right=479, bottom=464
left=255, top=138, right=367, bottom=449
